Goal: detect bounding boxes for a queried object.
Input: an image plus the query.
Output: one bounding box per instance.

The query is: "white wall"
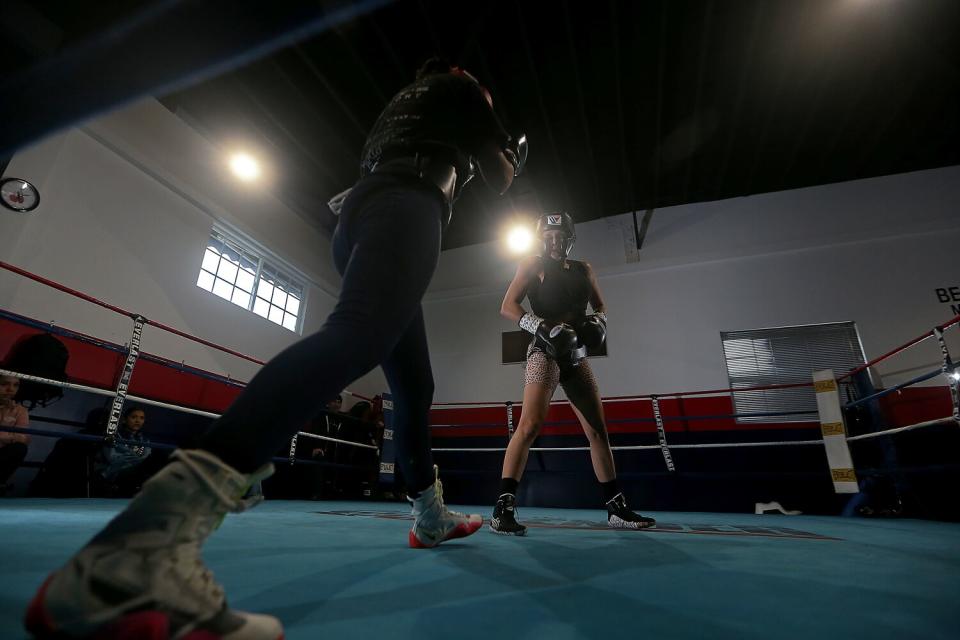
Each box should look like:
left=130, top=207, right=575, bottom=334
left=0, top=99, right=387, bottom=397
left=423, top=165, right=960, bottom=403
left=2, top=97, right=956, bottom=410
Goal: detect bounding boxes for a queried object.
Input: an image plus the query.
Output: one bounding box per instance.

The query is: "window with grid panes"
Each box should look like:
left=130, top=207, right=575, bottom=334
left=197, top=229, right=306, bottom=333
left=720, top=322, right=866, bottom=423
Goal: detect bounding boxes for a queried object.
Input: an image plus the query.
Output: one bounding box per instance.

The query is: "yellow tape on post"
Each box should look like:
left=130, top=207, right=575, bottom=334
left=820, top=422, right=845, bottom=436
left=813, top=369, right=859, bottom=493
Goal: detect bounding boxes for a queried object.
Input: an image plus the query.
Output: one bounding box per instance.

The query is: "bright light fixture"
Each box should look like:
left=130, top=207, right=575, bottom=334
left=230, top=153, right=260, bottom=181
left=506, top=226, right=534, bottom=253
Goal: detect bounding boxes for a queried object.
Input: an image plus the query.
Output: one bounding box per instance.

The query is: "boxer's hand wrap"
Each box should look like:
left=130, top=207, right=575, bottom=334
left=519, top=312, right=543, bottom=335
left=503, top=134, right=528, bottom=177
left=578, top=312, right=608, bottom=350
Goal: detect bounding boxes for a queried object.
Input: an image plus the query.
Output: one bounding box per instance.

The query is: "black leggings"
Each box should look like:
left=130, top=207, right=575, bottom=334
left=200, top=174, right=442, bottom=492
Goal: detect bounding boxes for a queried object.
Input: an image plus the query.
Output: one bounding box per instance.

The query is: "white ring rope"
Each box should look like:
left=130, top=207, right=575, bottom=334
left=0, top=368, right=220, bottom=418
left=431, top=393, right=745, bottom=410
left=4, top=382, right=953, bottom=455
left=430, top=417, right=954, bottom=453
left=116, top=395, right=220, bottom=419
left=0, top=368, right=378, bottom=451
left=295, top=430, right=379, bottom=451
left=845, top=418, right=956, bottom=441
left=431, top=440, right=823, bottom=453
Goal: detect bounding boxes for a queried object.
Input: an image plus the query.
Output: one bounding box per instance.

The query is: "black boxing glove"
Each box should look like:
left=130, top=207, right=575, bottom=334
left=519, top=312, right=577, bottom=360
left=536, top=322, right=578, bottom=360
left=503, top=134, right=528, bottom=177
left=558, top=338, right=588, bottom=378
left=578, top=312, right=607, bottom=350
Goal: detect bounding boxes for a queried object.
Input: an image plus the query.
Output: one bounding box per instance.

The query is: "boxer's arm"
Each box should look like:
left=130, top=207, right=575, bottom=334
left=585, top=262, right=606, bottom=315
left=455, top=76, right=520, bottom=195
left=477, top=141, right=514, bottom=195
left=500, top=256, right=539, bottom=323
left=578, top=262, right=608, bottom=348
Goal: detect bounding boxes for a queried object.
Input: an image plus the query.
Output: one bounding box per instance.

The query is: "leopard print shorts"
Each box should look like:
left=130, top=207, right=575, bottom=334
left=524, top=345, right=599, bottom=397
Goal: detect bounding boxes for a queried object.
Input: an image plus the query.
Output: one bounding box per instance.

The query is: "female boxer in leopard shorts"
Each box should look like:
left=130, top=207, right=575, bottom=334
left=490, top=212, right=655, bottom=535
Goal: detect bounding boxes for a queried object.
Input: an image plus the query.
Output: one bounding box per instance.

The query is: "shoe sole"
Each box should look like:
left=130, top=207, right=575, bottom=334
left=24, top=575, right=57, bottom=638
left=25, top=574, right=284, bottom=640
left=409, top=519, right=483, bottom=549
left=488, top=524, right=527, bottom=536
left=608, top=515, right=656, bottom=529
left=27, top=577, right=172, bottom=640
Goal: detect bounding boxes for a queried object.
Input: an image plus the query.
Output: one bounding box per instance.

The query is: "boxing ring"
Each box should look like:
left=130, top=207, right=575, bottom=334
left=2, top=260, right=959, bottom=639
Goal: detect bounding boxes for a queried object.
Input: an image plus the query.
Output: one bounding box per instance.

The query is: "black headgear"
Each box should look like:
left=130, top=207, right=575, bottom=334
left=416, top=57, right=491, bottom=103
left=535, top=212, right=576, bottom=259
left=416, top=57, right=454, bottom=80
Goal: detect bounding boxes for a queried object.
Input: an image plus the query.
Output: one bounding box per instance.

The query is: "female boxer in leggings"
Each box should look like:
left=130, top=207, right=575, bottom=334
left=27, top=58, right=526, bottom=640
left=490, top=212, right=655, bottom=535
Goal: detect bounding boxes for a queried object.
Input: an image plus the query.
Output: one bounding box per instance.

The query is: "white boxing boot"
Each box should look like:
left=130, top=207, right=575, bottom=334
left=408, top=466, right=482, bottom=548
left=25, top=449, right=282, bottom=640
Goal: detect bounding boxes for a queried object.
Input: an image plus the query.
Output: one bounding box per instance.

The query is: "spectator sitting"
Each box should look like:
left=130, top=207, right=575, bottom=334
left=269, top=395, right=346, bottom=500
left=347, top=399, right=371, bottom=422
left=311, top=395, right=344, bottom=459
left=30, top=407, right=106, bottom=498
left=94, top=406, right=153, bottom=497
left=345, top=395, right=384, bottom=498
left=0, top=375, right=30, bottom=495
left=301, top=395, right=344, bottom=499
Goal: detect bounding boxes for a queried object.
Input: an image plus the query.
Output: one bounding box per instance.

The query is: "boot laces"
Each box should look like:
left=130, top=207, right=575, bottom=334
left=498, top=494, right=519, bottom=519
left=428, top=465, right=467, bottom=519
left=168, top=541, right=224, bottom=603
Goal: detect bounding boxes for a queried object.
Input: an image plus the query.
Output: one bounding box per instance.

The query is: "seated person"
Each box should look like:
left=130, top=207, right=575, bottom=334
left=94, top=406, right=153, bottom=496
left=303, top=395, right=345, bottom=499
left=312, top=394, right=344, bottom=456
left=0, top=375, right=30, bottom=494
left=345, top=395, right=384, bottom=497
left=30, top=407, right=106, bottom=498
left=268, top=395, right=344, bottom=499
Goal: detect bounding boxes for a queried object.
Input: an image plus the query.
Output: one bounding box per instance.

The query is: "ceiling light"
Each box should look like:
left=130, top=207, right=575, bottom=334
left=507, top=226, right=534, bottom=253
left=230, top=153, right=260, bottom=181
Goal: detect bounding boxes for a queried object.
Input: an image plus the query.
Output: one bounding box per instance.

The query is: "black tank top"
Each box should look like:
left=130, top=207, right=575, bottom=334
left=527, top=258, right=591, bottom=325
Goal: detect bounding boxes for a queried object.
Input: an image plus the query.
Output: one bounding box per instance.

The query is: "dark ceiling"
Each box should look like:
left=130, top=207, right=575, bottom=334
left=5, top=1, right=960, bottom=250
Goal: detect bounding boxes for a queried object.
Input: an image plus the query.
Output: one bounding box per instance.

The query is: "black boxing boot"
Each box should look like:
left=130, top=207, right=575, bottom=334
left=490, top=493, right=527, bottom=536
left=606, top=493, right=656, bottom=529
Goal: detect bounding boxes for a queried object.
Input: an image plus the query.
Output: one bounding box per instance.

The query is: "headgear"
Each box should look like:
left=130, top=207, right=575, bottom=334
left=535, top=212, right=576, bottom=259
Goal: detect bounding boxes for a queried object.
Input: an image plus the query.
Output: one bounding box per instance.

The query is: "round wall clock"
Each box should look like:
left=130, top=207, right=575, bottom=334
left=1, top=178, right=40, bottom=212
